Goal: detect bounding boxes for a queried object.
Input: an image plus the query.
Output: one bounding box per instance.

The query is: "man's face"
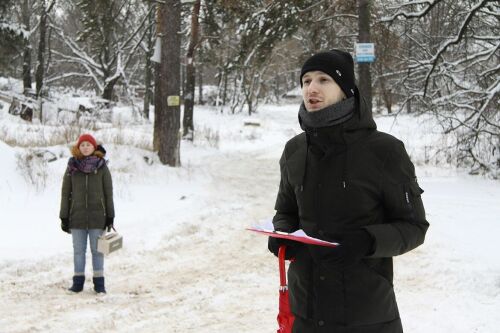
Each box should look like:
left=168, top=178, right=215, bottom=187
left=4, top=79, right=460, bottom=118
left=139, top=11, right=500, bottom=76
left=301, top=71, right=346, bottom=112
left=79, top=141, right=95, bottom=156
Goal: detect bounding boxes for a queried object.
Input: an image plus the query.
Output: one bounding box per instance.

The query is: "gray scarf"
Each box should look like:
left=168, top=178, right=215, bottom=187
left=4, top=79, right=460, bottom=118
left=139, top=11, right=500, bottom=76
left=299, top=97, right=355, bottom=129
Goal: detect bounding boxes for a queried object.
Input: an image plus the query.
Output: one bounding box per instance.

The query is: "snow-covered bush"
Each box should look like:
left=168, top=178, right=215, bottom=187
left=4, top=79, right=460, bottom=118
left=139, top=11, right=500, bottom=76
left=193, top=125, right=220, bottom=149
left=15, top=149, right=49, bottom=192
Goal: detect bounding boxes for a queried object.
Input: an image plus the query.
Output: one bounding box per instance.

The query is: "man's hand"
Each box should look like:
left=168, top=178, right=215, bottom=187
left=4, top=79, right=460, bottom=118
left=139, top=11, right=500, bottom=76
left=310, top=229, right=374, bottom=269
left=268, top=228, right=302, bottom=259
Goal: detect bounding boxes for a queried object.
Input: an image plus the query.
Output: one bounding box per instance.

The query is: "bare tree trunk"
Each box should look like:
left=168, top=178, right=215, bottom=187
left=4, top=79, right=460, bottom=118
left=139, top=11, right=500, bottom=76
left=102, top=77, right=120, bottom=100
left=357, top=0, right=372, bottom=112
left=183, top=61, right=196, bottom=138
left=198, top=61, right=203, bottom=105
left=274, top=75, right=280, bottom=103
left=243, top=69, right=256, bottom=115
left=405, top=19, right=412, bottom=114
left=183, top=0, right=201, bottom=140
left=143, top=6, right=155, bottom=120
left=21, top=0, right=32, bottom=95
left=144, top=51, right=152, bottom=120
left=380, top=79, right=392, bottom=114
left=35, top=1, right=46, bottom=98
left=222, top=67, right=228, bottom=106
left=153, top=61, right=161, bottom=151
left=35, top=1, right=46, bottom=122
left=35, top=0, right=55, bottom=122
left=156, top=0, right=181, bottom=166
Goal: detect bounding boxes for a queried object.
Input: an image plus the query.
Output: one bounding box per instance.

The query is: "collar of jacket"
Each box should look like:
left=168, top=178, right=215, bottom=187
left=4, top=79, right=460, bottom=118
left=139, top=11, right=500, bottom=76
left=299, top=87, right=377, bottom=148
left=297, top=88, right=377, bottom=191
left=299, top=97, right=355, bottom=130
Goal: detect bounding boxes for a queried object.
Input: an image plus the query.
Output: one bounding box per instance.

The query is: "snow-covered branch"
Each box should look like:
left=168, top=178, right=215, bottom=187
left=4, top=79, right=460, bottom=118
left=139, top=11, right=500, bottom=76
left=45, top=72, right=94, bottom=84
left=316, top=14, right=358, bottom=23
left=380, top=0, right=444, bottom=22
left=0, top=22, right=30, bottom=39
left=422, top=0, right=492, bottom=96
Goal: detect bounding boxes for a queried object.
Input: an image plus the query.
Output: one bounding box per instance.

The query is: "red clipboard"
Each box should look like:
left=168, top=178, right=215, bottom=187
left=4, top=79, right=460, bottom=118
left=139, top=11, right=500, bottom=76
left=247, top=228, right=338, bottom=248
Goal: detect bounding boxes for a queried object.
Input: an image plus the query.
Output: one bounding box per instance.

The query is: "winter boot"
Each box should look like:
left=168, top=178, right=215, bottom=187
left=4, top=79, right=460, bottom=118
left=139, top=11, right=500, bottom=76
left=68, top=275, right=85, bottom=293
left=92, top=277, right=106, bottom=294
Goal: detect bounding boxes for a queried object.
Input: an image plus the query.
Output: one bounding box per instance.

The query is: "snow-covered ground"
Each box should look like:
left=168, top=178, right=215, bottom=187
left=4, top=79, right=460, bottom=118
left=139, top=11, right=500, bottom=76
left=0, top=94, right=499, bottom=332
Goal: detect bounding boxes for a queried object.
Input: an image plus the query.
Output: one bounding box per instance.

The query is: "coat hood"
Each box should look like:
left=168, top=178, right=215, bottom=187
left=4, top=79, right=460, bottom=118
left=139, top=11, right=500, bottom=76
left=343, top=87, right=377, bottom=140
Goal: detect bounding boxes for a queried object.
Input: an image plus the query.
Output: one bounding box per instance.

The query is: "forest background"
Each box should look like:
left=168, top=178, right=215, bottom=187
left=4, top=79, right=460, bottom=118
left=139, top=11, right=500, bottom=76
left=0, top=0, right=498, bottom=176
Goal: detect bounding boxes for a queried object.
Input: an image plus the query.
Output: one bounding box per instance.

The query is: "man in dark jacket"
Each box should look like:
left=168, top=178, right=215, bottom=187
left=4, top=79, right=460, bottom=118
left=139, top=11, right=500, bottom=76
left=268, top=49, right=429, bottom=333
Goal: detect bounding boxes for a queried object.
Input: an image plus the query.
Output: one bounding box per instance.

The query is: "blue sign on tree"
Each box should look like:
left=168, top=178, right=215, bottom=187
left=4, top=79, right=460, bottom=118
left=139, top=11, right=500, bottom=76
left=356, top=43, right=375, bottom=63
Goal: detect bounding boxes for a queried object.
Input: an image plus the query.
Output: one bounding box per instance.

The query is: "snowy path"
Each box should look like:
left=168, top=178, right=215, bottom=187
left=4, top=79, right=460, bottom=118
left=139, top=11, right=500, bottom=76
left=1, top=111, right=499, bottom=332
left=0, top=148, right=281, bottom=333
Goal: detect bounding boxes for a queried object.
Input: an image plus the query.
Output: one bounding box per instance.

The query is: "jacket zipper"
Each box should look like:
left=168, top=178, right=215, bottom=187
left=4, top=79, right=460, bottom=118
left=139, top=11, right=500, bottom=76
left=85, top=174, right=89, bottom=228
left=85, top=175, right=88, bottom=209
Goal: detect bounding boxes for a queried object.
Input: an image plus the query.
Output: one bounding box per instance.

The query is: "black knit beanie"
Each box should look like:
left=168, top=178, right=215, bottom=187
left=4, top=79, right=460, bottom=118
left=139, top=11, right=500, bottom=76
left=300, top=49, right=356, bottom=98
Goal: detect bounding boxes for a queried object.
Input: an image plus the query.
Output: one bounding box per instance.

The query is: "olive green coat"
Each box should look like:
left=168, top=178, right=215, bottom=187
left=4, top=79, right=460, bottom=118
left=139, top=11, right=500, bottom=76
left=59, top=163, right=114, bottom=229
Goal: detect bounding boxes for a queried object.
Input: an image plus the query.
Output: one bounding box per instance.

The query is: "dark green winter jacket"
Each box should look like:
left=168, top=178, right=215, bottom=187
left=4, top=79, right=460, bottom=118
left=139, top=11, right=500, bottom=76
left=270, top=91, right=429, bottom=333
left=59, top=159, right=114, bottom=230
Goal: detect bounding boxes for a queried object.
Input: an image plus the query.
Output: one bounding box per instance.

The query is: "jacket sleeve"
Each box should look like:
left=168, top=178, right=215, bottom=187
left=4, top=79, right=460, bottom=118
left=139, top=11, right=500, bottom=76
left=103, top=165, right=115, bottom=219
left=364, top=142, right=429, bottom=258
left=59, top=169, right=72, bottom=219
left=268, top=148, right=302, bottom=257
left=272, top=149, right=300, bottom=232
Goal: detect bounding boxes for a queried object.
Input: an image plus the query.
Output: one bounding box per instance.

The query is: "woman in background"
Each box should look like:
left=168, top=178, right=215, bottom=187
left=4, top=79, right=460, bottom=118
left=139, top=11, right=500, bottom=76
left=59, top=133, right=114, bottom=294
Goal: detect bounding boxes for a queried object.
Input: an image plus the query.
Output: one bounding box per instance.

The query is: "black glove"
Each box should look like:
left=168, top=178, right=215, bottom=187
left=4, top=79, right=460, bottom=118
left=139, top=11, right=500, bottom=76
left=268, top=228, right=302, bottom=260
left=310, top=229, right=374, bottom=269
left=60, top=218, right=70, bottom=233
left=105, top=217, right=114, bottom=231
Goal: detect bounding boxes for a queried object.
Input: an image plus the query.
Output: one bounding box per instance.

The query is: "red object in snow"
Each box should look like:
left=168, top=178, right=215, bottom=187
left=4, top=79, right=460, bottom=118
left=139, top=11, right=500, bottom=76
left=277, top=245, right=295, bottom=333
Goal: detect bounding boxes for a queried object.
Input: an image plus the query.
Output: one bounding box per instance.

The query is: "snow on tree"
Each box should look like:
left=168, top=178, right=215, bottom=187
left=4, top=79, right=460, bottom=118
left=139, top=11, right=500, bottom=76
left=381, top=0, right=499, bottom=176
left=47, top=0, right=153, bottom=101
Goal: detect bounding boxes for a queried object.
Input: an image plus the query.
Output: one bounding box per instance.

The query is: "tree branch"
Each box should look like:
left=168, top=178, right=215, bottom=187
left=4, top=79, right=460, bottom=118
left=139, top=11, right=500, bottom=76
left=422, top=0, right=493, bottom=96
left=380, top=0, right=444, bottom=22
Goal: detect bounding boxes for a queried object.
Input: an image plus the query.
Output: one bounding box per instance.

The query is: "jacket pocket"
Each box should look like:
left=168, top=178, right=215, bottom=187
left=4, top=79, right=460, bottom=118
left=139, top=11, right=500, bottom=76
left=401, top=181, right=424, bottom=223
left=344, top=263, right=398, bottom=326
left=288, top=257, right=312, bottom=319
left=403, top=180, right=423, bottom=208
left=362, top=259, right=393, bottom=287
